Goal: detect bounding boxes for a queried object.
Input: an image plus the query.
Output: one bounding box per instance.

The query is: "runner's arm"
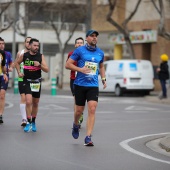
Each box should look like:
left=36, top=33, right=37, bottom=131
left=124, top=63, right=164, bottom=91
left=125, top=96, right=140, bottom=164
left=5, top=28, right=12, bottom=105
left=99, top=63, right=107, bottom=89
left=8, top=61, right=15, bottom=72
left=15, top=53, right=24, bottom=77
left=65, top=58, right=91, bottom=74
left=2, top=66, right=8, bottom=83
left=40, top=55, right=49, bottom=73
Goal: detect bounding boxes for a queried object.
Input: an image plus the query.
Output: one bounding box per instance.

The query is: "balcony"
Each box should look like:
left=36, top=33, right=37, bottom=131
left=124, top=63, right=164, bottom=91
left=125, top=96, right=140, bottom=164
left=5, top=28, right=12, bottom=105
left=0, top=0, right=86, bottom=4
left=29, top=21, right=86, bottom=31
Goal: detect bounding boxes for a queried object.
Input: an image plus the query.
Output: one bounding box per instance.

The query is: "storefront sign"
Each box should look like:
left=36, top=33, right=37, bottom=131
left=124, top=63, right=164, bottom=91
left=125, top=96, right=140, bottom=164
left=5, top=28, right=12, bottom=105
left=109, top=30, right=157, bottom=44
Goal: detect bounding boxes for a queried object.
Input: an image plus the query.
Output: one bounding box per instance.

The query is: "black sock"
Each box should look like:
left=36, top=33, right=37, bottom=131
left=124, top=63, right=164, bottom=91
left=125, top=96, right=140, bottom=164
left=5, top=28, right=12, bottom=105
left=27, top=118, right=31, bottom=123
left=32, top=117, right=36, bottom=123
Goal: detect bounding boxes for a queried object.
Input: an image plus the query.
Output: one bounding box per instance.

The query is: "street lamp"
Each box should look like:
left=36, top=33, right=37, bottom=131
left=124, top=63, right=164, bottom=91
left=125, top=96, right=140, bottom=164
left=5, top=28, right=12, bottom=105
left=12, top=0, right=16, bottom=80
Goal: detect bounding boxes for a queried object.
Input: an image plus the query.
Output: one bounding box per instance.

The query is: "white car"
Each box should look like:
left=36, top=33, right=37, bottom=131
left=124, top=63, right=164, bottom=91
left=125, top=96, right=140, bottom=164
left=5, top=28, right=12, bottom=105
left=99, top=59, right=154, bottom=96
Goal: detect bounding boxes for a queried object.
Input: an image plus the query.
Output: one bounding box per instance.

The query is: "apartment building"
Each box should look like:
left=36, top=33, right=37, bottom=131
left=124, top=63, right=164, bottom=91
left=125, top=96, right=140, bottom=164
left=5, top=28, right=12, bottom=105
left=92, top=0, right=170, bottom=90
left=1, top=0, right=170, bottom=89
left=0, top=0, right=87, bottom=84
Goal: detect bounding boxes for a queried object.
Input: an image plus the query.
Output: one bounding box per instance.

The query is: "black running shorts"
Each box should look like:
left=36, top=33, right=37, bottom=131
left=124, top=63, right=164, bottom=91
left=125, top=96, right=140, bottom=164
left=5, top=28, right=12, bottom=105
left=70, top=79, right=75, bottom=96
left=18, top=81, right=25, bottom=94
left=0, top=74, right=9, bottom=91
left=23, top=79, right=41, bottom=98
left=74, top=85, right=99, bottom=106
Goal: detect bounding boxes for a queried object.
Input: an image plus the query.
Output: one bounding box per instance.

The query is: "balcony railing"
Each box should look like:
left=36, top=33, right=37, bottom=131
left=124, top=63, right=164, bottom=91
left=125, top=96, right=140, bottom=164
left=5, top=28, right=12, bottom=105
left=0, top=0, right=87, bottom=4
left=29, top=21, right=86, bottom=31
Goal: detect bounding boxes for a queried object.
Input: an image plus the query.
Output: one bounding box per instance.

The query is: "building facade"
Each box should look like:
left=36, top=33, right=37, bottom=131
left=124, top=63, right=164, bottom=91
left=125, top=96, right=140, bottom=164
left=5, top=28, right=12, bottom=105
left=91, top=0, right=170, bottom=90
left=1, top=0, right=170, bottom=90
left=0, top=0, right=87, bottom=85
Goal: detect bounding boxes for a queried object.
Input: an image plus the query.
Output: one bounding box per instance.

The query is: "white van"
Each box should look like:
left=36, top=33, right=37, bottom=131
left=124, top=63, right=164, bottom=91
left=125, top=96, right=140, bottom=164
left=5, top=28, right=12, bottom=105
left=99, top=60, right=154, bottom=96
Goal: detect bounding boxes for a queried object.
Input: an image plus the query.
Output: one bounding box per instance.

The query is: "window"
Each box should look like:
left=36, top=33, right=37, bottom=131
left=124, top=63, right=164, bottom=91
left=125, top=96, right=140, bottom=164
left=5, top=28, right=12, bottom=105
left=97, top=0, right=109, bottom=5
left=0, top=10, right=9, bottom=29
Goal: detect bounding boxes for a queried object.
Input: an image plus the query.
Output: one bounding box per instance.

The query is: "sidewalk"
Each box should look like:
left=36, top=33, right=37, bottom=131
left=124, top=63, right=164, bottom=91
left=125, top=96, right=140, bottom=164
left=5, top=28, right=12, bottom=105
left=144, top=88, right=170, bottom=105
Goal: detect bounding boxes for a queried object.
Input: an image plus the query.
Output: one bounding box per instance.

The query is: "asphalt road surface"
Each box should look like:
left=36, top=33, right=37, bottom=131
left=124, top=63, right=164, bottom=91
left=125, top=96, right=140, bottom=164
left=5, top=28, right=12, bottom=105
left=0, top=89, right=170, bottom=170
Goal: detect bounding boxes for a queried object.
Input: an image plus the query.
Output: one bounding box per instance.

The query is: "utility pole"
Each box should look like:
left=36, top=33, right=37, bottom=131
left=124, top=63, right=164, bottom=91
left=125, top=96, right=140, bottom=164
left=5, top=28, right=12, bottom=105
left=86, top=0, right=91, bottom=31
left=12, top=0, right=16, bottom=80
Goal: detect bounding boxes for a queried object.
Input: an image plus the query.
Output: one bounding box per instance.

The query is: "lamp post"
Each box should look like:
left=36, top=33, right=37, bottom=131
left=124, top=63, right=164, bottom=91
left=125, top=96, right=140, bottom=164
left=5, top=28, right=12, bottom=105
left=86, top=0, right=91, bottom=31
left=12, top=0, right=16, bottom=81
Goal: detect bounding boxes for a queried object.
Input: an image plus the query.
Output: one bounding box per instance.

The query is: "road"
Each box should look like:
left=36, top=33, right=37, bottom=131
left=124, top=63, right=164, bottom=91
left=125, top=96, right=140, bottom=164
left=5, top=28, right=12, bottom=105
left=0, top=89, right=170, bottom=170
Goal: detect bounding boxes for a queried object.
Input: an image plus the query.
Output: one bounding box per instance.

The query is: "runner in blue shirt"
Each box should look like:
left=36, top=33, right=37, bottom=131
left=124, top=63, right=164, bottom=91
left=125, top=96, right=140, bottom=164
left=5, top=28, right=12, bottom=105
left=0, top=37, right=14, bottom=123
left=65, top=30, right=107, bottom=146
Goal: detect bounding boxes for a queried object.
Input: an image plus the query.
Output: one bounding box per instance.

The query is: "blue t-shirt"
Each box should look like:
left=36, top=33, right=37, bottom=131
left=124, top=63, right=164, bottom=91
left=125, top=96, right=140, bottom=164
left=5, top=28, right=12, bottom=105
left=0, top=51, right=12, bottom=77
left=5, top=51, right=13, bottom=71
left=70, top=44, right=104, bottom=87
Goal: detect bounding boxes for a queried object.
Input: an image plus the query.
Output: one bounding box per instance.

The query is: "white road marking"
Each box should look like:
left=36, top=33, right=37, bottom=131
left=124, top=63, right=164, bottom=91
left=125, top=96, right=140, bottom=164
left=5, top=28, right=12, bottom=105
left=120, top=132, right=170, bottom=165
left=39, top=104, right=68, bottom=110
left=125, top=111, right=149, bottom=113
left=125, top=106, right=159, bottom=111
left=15, top=110, right=114, bottom=116
left=5, top=101, right=13, bottom=109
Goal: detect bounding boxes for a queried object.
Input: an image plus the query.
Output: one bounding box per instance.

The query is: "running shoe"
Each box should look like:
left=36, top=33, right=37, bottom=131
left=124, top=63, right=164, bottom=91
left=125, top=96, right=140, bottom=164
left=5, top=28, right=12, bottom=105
left=24, top=122, right=32, bottom=132
left=32, top=122, right=37, bottom=132
left=21, top=119, right=27, bottom=127
left=0, top=115, right=3, bottom=124
left=72, top=123, right=79, bottom=139
left=78, top=113, right=83, bottom=125
left=84, top=136, right=94, bottom=146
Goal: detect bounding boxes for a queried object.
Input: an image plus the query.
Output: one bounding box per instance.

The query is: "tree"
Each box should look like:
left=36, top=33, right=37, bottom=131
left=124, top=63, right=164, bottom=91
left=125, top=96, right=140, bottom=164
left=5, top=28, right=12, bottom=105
left=106, top=0, right=142, bottom=59
left=1, top=0, right=87, bottom=88
left=45, top=1, right=87, bottom=88
left=15, top=0, right=47, bottom=37
left=0, top=1, right=13, bottom=33
left=151, top=0, right=170, bottom=40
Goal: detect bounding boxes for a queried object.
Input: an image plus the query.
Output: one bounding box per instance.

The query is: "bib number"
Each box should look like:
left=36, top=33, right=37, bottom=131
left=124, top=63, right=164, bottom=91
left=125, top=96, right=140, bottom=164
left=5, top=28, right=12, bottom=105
left=30, top=82, right=40, bottom=92
left=85, top=61, right=97, bottom=75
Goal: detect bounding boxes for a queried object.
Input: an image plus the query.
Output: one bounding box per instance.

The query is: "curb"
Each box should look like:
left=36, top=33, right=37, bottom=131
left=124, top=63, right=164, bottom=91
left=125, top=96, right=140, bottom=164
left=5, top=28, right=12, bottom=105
left=145, top=93, right=170, bottom=153
left=144, top=96, right=170, bottom=105
left=159, top=135, right=170, bottom=152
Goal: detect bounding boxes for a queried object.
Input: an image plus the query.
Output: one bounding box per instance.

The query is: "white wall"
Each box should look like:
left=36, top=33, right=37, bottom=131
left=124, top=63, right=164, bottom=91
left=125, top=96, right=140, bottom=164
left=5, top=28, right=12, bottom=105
left=1, top=29, right=85, bottom=44
left=49, top=53, right=70, bottom=84
left=126, top=0, right=170, bottom=22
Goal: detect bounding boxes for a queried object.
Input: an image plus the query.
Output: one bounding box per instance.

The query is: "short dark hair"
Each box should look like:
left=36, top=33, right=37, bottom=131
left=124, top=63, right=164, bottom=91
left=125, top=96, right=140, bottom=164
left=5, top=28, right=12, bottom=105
left=75, top=37, right=84, bottom=44
left=25, top=37, right=31, bottom=42
left=0, top=37, right=4, bottom=41
left=29, top=38, right=39, bottom=45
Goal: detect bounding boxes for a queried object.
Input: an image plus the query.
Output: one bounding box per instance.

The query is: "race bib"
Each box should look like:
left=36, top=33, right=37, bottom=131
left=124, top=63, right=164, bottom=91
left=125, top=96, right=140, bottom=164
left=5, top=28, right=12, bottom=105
left=30, top=82, right=40, bottom=92
left=85, top=61, right=97, bottom=75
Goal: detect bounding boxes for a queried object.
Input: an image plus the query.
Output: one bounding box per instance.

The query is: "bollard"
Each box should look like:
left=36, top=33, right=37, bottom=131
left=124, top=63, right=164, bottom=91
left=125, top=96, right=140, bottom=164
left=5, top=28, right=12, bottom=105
left=51, top=78, right=57, bottom=96
left=14, top=78, right=19, bottom=94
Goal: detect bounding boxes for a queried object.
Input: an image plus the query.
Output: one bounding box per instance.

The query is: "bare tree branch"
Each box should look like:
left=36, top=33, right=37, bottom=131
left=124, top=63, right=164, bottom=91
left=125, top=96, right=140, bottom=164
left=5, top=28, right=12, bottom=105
left=151, top=0, right=161, bottom=14
left=47, top=1, right=87, bottom=88
left=15, top=0, right=47, bottom=37
left=151, top=0, right=170, bottom=40
left=106, top=0, right=142, bottom=59
left=0, top=21, right=13, bottom=33
left=0, top=2, right=13, bottom=33
left=107, top=0, right=126, bottom=34
left=122, top=0, right=142, bottom=29
left=63, top=23, right=79, bottom=52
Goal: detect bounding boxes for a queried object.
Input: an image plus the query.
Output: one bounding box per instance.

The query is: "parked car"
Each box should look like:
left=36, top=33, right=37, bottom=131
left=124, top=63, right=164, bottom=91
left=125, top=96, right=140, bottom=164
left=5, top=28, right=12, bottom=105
left=99, top=59, right=154, bottom=96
